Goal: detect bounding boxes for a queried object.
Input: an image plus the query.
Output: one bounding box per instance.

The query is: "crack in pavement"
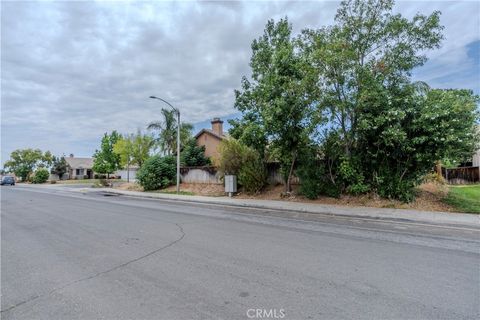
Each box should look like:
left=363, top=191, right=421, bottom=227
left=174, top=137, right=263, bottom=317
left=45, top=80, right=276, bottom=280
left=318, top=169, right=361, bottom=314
left=1, top=223, right=186, bottom=315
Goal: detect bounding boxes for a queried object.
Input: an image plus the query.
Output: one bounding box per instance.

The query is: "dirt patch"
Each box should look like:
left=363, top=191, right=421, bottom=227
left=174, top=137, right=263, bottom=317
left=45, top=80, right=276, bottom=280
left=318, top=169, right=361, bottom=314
left=114, top=182, right=144, bottom=191
left=236, top=183, right=455, bottom=212
left=114, top=181, right=455, bottom=212
left=160, top=183, right=225, bottom=196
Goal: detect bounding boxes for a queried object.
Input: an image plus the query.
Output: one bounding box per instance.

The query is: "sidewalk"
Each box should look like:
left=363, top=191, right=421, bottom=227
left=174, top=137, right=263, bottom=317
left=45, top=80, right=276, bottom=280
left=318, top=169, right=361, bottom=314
left=97, top=188, right=479, bottom=226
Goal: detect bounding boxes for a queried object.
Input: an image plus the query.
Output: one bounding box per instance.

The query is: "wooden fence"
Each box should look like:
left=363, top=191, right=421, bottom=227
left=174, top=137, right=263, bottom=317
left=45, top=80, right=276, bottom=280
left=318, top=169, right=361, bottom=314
left=441, top=166, right=480, bottom=184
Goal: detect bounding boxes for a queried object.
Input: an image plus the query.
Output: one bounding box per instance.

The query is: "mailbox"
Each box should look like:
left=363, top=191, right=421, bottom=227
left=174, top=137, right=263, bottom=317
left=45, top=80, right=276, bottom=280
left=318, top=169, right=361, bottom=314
left=225, top=175, right=237, bottom=196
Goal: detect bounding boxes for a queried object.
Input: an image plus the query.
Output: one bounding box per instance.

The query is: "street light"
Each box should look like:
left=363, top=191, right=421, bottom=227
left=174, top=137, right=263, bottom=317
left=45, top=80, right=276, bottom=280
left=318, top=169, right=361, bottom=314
left=149, top=95, right=180, bottom=194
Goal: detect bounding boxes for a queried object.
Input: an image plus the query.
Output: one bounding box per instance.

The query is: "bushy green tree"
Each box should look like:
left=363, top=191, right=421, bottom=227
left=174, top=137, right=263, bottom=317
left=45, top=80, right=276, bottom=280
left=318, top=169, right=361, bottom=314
left=93, top=131, right=121, bottom=179
left=4, top=149, right=52, bottom=181
left=233, top=18, right=317, bottom=193
left=32, top=168, right=49, bottom=184
left=181, top=139, right=211, bottom=167
left=50, top=156, right=68, bottom=180
left=114, top=132, right=153, bottom=170
left=136, top=155, right=176, bottom=191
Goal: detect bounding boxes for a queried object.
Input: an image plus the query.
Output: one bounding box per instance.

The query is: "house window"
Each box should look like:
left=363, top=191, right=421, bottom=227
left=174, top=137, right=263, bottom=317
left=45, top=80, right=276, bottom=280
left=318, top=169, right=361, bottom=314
left=76, top=169, right=84, bottom=176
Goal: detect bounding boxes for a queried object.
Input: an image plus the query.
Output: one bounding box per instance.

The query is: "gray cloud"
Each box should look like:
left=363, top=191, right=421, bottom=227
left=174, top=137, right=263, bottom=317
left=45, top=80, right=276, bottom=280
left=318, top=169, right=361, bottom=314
left=2, top=1, right=479, bottom=163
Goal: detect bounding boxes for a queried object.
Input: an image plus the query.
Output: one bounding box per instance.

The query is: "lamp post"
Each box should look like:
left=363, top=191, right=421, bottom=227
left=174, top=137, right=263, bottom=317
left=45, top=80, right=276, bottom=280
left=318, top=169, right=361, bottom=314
left=149, top=96, right=180, bottom=194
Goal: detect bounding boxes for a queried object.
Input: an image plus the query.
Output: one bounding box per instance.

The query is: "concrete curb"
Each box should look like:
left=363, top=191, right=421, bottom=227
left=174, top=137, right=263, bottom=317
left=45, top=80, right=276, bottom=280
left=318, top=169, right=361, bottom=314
left=97, top=188, right=479, bottom=227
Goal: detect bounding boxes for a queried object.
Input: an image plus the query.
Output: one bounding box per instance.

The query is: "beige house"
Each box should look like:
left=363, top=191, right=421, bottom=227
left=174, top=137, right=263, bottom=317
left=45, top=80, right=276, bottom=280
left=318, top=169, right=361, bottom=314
left=194, top=118, right=227, bottom=165
left=65, top=155, right=94, bottom=179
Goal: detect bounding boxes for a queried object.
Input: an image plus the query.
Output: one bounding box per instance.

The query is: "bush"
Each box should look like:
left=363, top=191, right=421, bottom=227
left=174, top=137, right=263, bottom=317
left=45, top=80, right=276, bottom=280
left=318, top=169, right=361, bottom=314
left=238, top=155, right=266, bottom=194
left=181, top=139, right=211, bottom=167
left=338, top=159, right=370, bottom=195
left=297, top=147, right=341, bottom=199
left=136, top=155, right=176, bottom=191
left=297, top=148, right=323, bottom=199
left=373, top=168, right=418, bottom=202
left=32, top=168, right=49, bottom=184
left=218, top=139, right=266, bottom=194
left=218, top=139, right=248, bottom=175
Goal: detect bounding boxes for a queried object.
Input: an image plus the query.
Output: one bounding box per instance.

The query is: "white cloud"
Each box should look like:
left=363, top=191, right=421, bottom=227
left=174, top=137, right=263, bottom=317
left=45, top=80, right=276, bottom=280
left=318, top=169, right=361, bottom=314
left=1, top=0, right=479, bottom=163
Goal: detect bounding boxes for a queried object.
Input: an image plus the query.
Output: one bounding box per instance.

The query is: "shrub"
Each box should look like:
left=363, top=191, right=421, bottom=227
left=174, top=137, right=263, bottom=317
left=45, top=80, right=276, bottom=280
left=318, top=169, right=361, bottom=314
left=136, top=155, right=176, bottom=191
left=373, top=167, right=418, bottom=202
left=218, top=139, right=266, bottom=194
left=297, top=147, right=341, bottom=199
left=32, top=168, right=49, bottom=184
left=218, top=139, right=247, bottom=175
left=238, top=154, right=266, bottom=194
left=423, top=172, right=446, bottom=184
left=297, top=148, right=323, bottom=199
left=338, top=159, right=370, bottom=195
left=181, top=139, right=211, bottom=167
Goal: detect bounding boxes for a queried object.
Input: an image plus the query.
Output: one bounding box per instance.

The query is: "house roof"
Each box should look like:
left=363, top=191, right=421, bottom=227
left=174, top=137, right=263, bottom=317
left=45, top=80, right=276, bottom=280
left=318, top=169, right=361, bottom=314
left=194, top=128, right=227, bottom=141
left=65, top=157, right=93, bottom=169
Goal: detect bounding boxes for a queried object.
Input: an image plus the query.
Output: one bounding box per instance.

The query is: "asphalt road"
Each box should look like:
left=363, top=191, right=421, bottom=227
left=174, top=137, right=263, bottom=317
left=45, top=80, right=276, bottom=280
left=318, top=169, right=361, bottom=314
left=1, top=186, right=479, bottom=320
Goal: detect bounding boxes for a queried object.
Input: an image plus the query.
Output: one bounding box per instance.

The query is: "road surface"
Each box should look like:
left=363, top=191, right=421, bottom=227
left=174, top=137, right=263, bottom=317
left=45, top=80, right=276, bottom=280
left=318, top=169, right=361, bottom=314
left=1, top=186, right=479, bottom=319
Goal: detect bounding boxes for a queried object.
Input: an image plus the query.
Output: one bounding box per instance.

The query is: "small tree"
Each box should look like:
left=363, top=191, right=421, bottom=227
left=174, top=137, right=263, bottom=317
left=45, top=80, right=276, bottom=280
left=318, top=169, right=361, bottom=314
left=50, top=156, right=68, bottom=180
left=181, top=139, right=211, bottom=167
left=93, top=131, right=121, bottom=179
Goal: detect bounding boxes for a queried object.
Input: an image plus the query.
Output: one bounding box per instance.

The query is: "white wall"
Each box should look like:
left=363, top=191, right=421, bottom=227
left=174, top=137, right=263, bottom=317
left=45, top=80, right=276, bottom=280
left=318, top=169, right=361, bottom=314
left=180, top=168, right=221, bottom=184
left=116, top=168, right=138, bottom=181
left=473, top=149, right=480, bottom=167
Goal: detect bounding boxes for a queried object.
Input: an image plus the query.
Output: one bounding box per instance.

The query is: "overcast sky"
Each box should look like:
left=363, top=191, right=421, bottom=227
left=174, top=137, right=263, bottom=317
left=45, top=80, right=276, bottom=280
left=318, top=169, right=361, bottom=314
left=1, top=0, right=479, bottom=164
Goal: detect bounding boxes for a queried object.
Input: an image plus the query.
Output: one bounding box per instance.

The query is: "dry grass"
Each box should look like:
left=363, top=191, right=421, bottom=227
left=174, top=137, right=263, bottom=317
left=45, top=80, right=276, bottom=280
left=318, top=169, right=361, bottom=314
left=161, top=183, right=225, bottom=196
left=115, top=181, right=458, bottom=212
left=114, top=182, right=144, bottom=191
left=237, top=182, right=455, bottom=212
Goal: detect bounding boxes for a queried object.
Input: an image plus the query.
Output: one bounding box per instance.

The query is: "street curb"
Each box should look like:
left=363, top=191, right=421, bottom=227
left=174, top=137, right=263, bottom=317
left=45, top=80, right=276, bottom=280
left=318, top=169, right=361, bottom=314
left=98, top=188, right=479, bottom=227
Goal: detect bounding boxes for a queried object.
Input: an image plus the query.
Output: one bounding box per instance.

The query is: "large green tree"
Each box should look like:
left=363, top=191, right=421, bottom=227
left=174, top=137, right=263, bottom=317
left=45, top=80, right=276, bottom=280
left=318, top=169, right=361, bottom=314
left=93, top=131, right=121, bottom=178
left=300, top=0, right=444, bottom=157
left=147, top=109, right=193, bottom=156
left=232, top=18, right=317, bottom=192
left=4, top=149, right=52, bottom=181
left=295, top=0, right=477, bottom=201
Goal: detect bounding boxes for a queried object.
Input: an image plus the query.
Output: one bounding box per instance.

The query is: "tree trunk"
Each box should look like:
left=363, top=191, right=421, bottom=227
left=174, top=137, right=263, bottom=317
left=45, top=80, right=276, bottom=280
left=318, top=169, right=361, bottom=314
left=285, top=153, right=297, bottom=193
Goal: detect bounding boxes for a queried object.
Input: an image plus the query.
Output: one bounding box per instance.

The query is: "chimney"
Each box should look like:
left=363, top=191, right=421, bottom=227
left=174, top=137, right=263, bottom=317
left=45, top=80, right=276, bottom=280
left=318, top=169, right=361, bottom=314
left=211, top=118, right=223, bottom=136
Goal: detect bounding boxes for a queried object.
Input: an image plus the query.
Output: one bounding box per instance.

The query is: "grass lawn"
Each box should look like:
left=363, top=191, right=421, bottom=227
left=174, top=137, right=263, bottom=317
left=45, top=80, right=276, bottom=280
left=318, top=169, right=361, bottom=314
left=444, top=184, right=480, bottom=214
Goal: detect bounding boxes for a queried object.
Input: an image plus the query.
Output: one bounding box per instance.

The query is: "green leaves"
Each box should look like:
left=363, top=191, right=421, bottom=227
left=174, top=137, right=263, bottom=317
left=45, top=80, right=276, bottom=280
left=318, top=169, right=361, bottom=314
left=147, top=108, right=192, bottom=156
left=92, top=131, right=121, bottom=176
left=180, top=139, right=211, bottom=167
left=136, top=155, right=176, bottom=191
left=4, top=148, right=52, bottom=181
left=113, top=132, right=153, bottom=168
left=233, top=18, right=317, bottom=192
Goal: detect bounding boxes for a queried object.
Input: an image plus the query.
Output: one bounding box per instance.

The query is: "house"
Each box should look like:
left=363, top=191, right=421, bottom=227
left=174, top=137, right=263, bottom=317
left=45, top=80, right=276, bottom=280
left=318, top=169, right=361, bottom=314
left=65, top=154, right=94, bottom=179
left=194, top=118, right=227, bottom=165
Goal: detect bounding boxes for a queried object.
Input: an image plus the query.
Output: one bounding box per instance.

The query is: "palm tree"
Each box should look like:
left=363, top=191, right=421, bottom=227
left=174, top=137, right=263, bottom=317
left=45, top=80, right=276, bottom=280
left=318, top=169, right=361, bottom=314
left=147, top=108, right=193, bottom=155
